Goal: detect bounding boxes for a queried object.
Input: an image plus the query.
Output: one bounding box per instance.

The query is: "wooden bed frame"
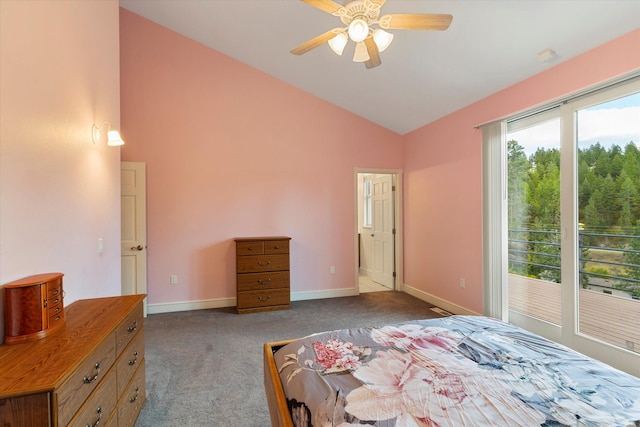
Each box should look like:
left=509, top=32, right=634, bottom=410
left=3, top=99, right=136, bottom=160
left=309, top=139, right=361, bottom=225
left=263, top=325, right=640, bottom=427
left=264, top=339, right=296, bottom=427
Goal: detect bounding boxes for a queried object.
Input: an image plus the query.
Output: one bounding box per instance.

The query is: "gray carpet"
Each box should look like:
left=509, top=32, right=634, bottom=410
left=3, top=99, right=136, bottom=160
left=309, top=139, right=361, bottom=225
left=134, top=291, right=442, bottom=427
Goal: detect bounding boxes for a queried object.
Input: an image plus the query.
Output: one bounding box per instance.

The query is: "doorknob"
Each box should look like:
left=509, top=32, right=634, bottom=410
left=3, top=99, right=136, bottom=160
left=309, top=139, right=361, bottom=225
left=131, top=245, right=144, bottom=251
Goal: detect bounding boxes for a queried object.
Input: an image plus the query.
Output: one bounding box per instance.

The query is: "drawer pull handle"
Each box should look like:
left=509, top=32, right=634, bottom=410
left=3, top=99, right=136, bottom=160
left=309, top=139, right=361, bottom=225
left=128, top=351, right=139, bottom=366
left=86, top=406, right=102, bottom=427
left=53, top=298, right=60, bottom=304
left=130, top=386, right=140, bottom=403
left=247, top=246, right=254, bottom=251
left=128, top=320, right=138, bottom=333
left=274, top=245, right=280, bottom=249
left=54, top=316, right=61, bottom=321
left=258, top=296, right=272, bottom=302
left=257, top=278, right=271, bottom=285
left=53, top=289, right=59, bottom=295
left=257, top=261, right=271, bottom=267
left=83, top=362, right=101, bottom=384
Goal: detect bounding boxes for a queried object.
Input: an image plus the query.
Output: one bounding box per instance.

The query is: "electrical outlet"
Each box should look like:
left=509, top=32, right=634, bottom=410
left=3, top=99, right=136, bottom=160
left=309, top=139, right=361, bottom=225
left=330, top=266, right=335, bottom=274
left=170, top=275, right=178, bottom=285
left=459, top=278, right=466, bottom=289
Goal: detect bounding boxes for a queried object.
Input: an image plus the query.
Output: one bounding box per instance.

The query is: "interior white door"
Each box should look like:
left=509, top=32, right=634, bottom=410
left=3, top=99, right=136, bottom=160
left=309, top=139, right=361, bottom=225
left=370, top=175, right=395, bottom=288
left=121, top=162, right=147, bottom=308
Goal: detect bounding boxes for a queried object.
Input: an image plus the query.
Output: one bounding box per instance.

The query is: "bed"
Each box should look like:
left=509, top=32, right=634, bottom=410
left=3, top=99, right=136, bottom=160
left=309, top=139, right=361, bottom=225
left=263, top=315, right=640, bottom=427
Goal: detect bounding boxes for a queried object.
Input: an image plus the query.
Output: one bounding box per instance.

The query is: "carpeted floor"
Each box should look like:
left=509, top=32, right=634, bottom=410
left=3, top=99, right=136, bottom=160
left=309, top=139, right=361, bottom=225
left=134, top=291, right=442, bottom=427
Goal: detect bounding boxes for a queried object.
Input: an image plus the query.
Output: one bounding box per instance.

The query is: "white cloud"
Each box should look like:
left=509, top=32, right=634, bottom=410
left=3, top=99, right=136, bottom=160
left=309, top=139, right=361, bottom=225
left=577, top=106, right=640, bottom=147
left=508, top=106, right=640, bottom=155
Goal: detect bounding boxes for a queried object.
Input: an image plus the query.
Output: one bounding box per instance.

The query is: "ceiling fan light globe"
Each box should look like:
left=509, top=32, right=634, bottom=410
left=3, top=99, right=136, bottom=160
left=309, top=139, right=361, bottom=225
left=373, top=29, right=393, bottom=52
left=328, top=33, right=348, bottom=55
left=353, top=41, right=370, bottom=62
left=348, top=18, right=369, bottom=43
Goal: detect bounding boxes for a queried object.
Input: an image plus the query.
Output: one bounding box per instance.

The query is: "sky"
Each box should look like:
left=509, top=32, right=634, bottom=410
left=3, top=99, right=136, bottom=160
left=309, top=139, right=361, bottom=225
left=508, top=92, right=640, bottom=156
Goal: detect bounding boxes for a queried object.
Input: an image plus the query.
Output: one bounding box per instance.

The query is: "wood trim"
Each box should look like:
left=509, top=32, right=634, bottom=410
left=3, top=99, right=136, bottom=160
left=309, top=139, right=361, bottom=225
left=263, top=340, right=296, bottom=427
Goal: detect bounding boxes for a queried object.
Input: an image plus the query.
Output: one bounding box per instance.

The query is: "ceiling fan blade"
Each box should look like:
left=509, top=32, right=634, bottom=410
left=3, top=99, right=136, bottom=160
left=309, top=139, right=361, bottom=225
left=290, top=28, right=342, bottom=55
left=378, top=13, right=453, bottom=31
left=301, top=0, right=344, bottom=15
left=364, top=37, right=381, bottom=69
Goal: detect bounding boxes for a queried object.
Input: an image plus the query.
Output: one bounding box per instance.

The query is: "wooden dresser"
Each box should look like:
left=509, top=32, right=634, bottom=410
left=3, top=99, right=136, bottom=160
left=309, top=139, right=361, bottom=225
left=0, top=295, right=146, bottom=427
left=235, top=236, right=291, bottom=314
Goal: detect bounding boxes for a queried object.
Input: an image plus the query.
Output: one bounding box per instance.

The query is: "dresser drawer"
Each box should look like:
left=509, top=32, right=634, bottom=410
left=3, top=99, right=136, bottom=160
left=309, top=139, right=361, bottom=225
left=104, top=412, right=118, bottom=427
left=57, top=333, right=117, bottom=427
left=115, top=303, right=143, bottom=356
left=117, top=362, right=146, bottom=427
left=67, top=370, right=117, bottom=427
left=264, top=239, right=289, bottom=254
left=237, top=271, right=289, bottom=292
left=237, top=254, right=289, bottom=273
left=48, top=302, right=63, bottom=319
left=237, top=288, right=290, bottom=309
left=116, top=328, right=145, bottom=397
left=46, top=289, right=64, bottom=329
left=47, top=307, right=64, bottom=327
left=236, top=240, right=264, bottom=255
left=46, top=278, right=63, bottom=299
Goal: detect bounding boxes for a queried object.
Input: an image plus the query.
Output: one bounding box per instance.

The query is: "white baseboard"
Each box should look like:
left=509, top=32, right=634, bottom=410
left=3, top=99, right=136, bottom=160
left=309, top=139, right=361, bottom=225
left=147, top=288, right=359, bottom=315
left=146, top=285, right=476, bottom=316
left=403, top=283, right=481, bottom=316
left=147, top=297, right=236, bottom=314
left=291, top=287, right=358, bottom=301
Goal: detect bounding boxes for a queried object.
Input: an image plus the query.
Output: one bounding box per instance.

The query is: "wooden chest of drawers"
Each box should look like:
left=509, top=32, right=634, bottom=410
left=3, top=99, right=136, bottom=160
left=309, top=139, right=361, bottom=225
left=235, top=236, right=291, bottom=314
left=3, top=273, right=65, bottom=344
left=0, top=295, right=146, bottom=427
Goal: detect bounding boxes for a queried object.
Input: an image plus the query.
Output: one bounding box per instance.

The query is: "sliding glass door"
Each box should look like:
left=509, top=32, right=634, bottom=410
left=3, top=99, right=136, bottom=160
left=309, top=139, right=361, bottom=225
left=506, top=113, right=563, bottom=340
left=569, top=87, right=640, bottom=364
left=490, top=78, right=640, bottom=375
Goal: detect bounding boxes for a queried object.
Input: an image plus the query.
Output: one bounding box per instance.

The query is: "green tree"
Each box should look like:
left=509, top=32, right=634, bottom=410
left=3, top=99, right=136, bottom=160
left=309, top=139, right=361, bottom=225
left=618, top=177, right=638, bottom=230
left=508, top=138, right=640, bottom=289
left=615, top=221, right=640, bottom=298
left=507, top=140, right=531, bottom=276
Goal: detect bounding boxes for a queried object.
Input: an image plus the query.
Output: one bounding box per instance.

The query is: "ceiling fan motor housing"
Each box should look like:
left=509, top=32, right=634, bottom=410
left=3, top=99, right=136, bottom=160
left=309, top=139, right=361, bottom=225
left=337, top=0, right=382, bottom=26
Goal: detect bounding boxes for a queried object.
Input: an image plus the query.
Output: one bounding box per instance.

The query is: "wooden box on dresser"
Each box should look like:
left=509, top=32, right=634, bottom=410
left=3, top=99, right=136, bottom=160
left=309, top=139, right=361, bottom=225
left=3, top=273, right=65, bottom=345
left=0, top=294, right=146, bottom=427
left=235, top=236, right=291, bottom=314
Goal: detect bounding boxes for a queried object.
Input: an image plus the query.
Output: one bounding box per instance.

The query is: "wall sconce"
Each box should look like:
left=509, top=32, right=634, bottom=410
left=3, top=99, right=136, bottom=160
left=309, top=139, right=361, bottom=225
left=92, top=122, right=125, bottom=146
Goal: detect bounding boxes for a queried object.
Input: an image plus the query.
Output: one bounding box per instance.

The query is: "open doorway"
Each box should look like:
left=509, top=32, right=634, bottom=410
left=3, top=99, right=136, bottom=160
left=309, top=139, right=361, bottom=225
left=355, top=169, right=403, bottom=293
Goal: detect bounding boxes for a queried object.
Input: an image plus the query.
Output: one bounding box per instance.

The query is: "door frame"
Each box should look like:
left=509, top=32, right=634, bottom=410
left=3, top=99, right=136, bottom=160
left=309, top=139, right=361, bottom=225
left=354, top=168, right=403, bottom=293
left=121, top=161, right=148, bottom=314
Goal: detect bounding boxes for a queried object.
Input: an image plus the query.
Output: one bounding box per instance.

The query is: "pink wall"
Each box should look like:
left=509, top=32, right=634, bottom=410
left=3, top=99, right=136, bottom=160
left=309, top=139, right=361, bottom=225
left=403, top=28, right=640, bottom=314
left=119, top=9, right=403, bottom=306
left=0, top=0, right=122, bottom=339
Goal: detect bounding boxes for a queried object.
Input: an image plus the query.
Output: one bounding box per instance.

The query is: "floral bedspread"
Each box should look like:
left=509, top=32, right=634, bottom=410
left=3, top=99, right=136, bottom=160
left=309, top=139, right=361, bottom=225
left=274, top=315, right=640, bottom=426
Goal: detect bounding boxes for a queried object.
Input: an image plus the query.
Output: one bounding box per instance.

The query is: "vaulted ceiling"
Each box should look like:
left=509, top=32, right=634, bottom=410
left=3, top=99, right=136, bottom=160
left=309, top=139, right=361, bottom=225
left=119, top=0, right=640, bottom=134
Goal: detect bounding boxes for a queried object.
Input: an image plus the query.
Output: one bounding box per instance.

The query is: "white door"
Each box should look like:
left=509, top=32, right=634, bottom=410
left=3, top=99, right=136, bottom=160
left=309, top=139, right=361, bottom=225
left=121, top=162, right=147, bottom=310
left=370, top=175, right=395, bottom=288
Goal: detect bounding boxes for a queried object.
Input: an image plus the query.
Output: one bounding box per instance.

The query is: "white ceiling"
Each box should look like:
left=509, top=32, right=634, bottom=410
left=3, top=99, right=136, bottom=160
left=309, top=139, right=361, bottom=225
left=118, top=0, right=640, bottom=135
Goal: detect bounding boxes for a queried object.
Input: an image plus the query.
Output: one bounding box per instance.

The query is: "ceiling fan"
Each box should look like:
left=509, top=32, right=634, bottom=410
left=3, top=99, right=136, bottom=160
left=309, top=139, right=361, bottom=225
left=290, top=0, right=453, bottom=69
